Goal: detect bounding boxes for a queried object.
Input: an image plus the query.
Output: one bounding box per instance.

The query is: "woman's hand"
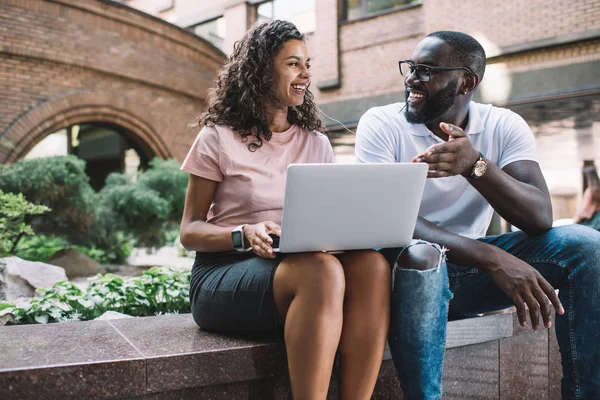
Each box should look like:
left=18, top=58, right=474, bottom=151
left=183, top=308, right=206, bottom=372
left=243, top=221, right=281, bottom=258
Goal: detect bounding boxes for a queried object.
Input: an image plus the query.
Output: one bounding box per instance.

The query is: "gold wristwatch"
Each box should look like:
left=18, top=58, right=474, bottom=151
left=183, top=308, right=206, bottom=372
left=469, top=152, right=488, bottom=179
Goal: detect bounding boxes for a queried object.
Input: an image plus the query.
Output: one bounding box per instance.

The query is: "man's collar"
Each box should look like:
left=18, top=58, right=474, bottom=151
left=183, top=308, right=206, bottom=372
left=406, top=102, right=483, bottom=137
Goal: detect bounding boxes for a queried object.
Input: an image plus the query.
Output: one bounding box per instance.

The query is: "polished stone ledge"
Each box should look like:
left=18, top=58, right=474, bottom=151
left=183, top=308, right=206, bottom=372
left=0, top=310, right=556, bottom=399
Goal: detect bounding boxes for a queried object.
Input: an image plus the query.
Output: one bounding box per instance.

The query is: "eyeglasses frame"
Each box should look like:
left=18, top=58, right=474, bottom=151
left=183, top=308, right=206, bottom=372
left=398, top=60, right=476, bottom=82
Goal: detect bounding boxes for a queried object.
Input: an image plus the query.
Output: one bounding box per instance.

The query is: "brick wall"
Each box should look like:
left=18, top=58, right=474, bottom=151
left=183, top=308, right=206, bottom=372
left=422, top=0, right=599, bottom=49
left=316, top=4, right=424, bottom=104
left=313, top=0, right=340, bottom=89
left=0, top=0, right=225, bottom=164
left=312, top=0, right=600, bottom=107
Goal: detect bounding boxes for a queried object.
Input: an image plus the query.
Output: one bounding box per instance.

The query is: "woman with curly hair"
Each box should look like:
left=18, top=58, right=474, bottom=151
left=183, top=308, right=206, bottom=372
left=179, top=20, right=391, bottom=399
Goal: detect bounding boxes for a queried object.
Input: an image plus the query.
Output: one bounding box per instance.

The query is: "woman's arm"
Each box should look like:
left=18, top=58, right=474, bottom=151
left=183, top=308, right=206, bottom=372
left=179, top=174, right=236, bottom=252
left=179, top=174, right=281, bottom=256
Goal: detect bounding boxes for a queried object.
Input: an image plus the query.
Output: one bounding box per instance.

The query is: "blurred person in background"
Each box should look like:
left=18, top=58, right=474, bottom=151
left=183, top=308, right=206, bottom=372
left=573, top=162, right=600, bottom=231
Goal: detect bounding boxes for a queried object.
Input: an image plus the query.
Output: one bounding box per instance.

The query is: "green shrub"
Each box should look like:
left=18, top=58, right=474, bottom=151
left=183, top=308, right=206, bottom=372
left=12, top=235, right=67, bottom=262
left=0, top=156, right=189, bottom=263
left=0, top=190, right=51, bottom=256
left=138, top=158, right=188, bottom=221
left=0, top=267, right=191, bottom=324
left=12, top=234, right=130, bottom=265
left=0, top=156, right=96, bottom=243
left=96, top=157, right=188, bottom=249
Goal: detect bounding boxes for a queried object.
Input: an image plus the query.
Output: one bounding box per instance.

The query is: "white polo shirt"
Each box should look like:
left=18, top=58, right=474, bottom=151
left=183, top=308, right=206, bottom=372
left=355, top=101, right=538, bottom=239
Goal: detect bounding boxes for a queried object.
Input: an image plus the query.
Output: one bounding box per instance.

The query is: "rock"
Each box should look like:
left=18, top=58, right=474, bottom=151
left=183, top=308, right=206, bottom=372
left=95, top=311, right=134, bottom=320
left=47, top=248, right=106, bottom=278
left=0, top=257, right=68, bottom=301
left=0, top=313, right=14, bottom=326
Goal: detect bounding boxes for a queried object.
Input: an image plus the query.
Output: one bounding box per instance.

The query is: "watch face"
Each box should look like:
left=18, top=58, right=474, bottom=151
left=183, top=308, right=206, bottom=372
left=474, top=160, right=487, bottom=177
left=232, top=230, right=244, bottom=249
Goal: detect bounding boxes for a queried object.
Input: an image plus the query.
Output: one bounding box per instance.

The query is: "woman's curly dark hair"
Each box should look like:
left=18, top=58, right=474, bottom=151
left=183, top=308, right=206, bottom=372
left=200, top=20, right=323, bottom=151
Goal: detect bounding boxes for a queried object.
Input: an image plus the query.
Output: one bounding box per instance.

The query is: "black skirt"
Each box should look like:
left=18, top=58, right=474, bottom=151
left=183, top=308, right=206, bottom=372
left=190, top=251, right=285, bottom=341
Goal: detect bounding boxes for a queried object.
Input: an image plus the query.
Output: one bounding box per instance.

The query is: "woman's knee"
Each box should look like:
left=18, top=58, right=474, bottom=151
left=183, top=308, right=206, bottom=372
left=282, top=252, right=346, bottom=298
left=342, top=249, right=391, bottom=282
left=395, top=243, right=441, bottom=271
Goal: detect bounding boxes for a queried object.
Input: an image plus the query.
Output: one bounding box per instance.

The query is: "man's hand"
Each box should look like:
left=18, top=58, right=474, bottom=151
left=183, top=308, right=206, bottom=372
left=487, top=248, right=564, bottom=329
left=243, top=221, right=281, bottom=259
left=412, top=122, right=479, bottom=178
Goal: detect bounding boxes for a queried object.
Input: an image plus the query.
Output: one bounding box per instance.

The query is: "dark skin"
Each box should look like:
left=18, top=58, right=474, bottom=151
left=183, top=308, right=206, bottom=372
left=406, top=37, right=563, bottom=329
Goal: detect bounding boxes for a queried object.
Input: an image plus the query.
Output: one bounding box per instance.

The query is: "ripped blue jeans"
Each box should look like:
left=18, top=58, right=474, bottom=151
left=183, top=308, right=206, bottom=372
left=381, top=224, right=600, bottom=400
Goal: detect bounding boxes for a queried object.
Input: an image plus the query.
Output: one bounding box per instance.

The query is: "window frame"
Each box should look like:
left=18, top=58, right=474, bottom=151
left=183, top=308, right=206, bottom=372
left=341, top=0, right=422, bottom=23
left=253, top=0, right=316, bottom=34
left=187, top=16, right=226, bottom=51
left=255, top=0, right=275, bottom=22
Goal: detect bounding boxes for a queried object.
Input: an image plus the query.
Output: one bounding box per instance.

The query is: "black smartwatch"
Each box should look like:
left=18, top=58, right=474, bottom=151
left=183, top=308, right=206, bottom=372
left=231, top=225, right=246, bottom=251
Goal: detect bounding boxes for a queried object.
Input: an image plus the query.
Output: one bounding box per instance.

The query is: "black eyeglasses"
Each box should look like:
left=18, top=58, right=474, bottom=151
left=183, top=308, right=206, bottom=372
left=399, top=60, right=475, bottom=82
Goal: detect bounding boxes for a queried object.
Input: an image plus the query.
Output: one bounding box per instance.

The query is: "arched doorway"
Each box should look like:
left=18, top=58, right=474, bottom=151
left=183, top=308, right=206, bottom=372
left=24, top=122, right=152, bottom=191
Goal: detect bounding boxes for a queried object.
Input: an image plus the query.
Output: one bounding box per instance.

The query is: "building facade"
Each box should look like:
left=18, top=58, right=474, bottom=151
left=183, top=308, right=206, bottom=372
left=127, top=0, right=599, bottom=220
left=2, top=0, right=599, bottom=218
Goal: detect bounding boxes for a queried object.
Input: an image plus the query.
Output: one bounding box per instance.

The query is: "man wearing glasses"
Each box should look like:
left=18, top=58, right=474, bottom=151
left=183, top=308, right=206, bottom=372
left=355, top=31, right=600, bottom=399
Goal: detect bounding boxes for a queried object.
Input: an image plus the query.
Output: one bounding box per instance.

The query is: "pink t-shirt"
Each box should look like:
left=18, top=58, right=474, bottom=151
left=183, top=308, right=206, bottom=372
left=181, top=124, right=334, bottom=227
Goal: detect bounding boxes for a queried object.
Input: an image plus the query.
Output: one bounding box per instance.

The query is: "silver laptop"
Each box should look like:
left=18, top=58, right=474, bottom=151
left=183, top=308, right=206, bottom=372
left=273, top=163, right=428, bottom=253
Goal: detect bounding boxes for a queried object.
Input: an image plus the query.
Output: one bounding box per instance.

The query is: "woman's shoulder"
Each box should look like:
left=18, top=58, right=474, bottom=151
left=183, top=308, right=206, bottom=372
left=200, top=124, right=235, bottom=136
left=294, top=125, right=329, bottom=142
left=199, top=124, right=248, bottom=146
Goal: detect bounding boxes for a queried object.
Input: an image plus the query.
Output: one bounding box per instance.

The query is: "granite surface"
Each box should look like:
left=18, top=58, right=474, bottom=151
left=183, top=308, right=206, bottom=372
left=0, top=320, right=145, bottom=399
left=108, top=314, right=275, bottom=356
left=0, top=319, right=143, bottom=369
left=372, top=360, right=403, bottom=400
left=548, top=325, right=562, bottom=399
left=500, top=327, right=549, bottom=399
left=0, top=309, right=559, bottom=399
left=110, top=314, right=287, bottom=392
left=443, top=340, right=500, bottom=399
left=446, top=313, right=512, bottom=349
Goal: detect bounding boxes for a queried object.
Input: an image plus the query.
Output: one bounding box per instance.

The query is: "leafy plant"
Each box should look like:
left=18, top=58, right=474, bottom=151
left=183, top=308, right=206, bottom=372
left=0, top=267, right=191, bottom=324
left=12, top=235, right=67, bottom=262
left=0, top=156, right=188, bottom=263
left=12, top=234, right=131, bottom=265
left=0, top=190, right=51, bottom=255
left=0, top=156, right=96, bottom=243
left=97, top=158, right=188, bottom=249
left=138, top=158, right=188, bottom=221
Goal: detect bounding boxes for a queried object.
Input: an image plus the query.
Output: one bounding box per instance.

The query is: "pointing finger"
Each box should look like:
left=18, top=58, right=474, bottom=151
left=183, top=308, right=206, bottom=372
left=440, top=122, right=467, bottom=139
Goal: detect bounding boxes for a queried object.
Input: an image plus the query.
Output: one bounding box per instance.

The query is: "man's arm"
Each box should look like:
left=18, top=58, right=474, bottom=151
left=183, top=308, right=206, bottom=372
left=469, top=160, right=552, bottom=235
left=356, top=112, right=563, bottom=329
left=414, top=122, right=553, bottom=236
left=414, top=216, right=563, bottom=330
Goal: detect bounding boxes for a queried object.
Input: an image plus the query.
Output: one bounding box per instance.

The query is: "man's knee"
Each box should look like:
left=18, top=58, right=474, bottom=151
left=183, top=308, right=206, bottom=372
left=395, top=243, right=441, bottom=271
left=548, top=224, right=600, bottom=254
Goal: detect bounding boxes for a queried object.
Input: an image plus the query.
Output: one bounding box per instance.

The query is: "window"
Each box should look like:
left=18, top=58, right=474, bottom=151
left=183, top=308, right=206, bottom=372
left=343, top=0, right=421, bottom=21
left=189, top=17, right=226, bottom=51
left=256, top=0, right=316, bottom=33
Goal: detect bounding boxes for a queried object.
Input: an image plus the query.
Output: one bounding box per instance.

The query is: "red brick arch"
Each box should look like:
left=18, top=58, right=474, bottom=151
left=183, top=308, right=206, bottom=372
left=0, top=0, right=225, bottom=164
left=3, top=91, right=171, bottom=163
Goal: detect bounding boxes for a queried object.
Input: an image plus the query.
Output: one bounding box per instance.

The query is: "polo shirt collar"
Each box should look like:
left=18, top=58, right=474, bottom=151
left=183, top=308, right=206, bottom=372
left=406, top=101, right=483, bottom=137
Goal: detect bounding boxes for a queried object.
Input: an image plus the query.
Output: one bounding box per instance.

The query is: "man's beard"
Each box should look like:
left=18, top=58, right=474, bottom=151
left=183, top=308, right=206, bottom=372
left=405, top=79, right=459, bottom=124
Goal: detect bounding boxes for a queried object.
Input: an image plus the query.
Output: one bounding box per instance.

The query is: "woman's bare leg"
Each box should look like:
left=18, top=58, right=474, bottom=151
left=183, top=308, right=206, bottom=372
left=337, top=250, right=391, bottom=400
left=273, top=252, right=346, bottom=400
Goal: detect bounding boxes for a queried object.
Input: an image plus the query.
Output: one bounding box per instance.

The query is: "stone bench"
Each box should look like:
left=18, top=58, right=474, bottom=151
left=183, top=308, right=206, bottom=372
left=0, top=311, right=560, bottom=399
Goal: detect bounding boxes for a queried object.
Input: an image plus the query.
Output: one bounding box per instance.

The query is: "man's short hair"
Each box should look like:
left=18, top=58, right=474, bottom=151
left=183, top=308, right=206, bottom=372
left=426, top=31, right=486, bottom=81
